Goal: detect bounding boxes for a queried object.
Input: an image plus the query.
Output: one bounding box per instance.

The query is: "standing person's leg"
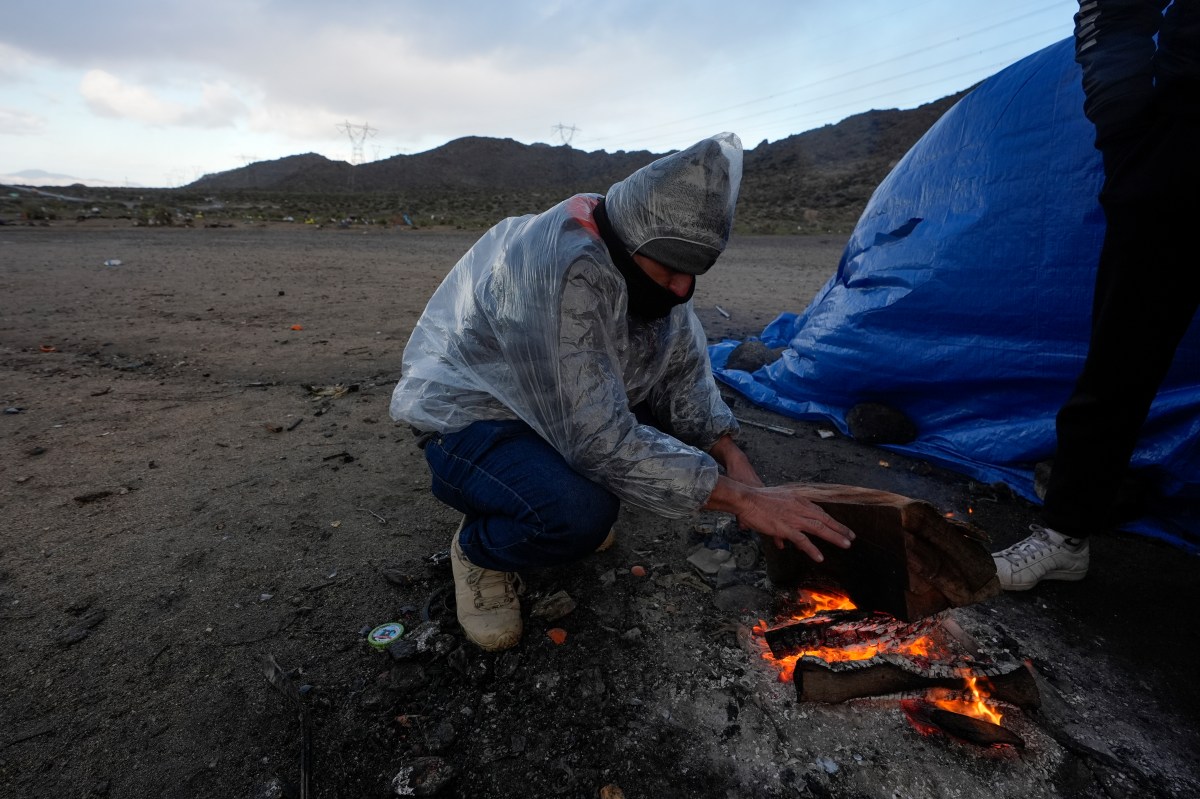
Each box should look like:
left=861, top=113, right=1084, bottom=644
left=1048, top=0, right=1200, bottom=539
left=422, top=419, right=620, bottom=649
left=994, top=0, right=1200, bottom=590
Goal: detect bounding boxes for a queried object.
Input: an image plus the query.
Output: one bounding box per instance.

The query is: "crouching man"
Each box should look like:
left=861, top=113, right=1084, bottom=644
left=391, top=133, right=854, bottom=651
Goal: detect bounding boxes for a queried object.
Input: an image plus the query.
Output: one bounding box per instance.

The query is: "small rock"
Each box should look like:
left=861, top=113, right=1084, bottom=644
left=409, top=620, right=441, bottom=653
left=391, top=756, right=454, bottom=796
left=816, top=756, right=839, bottom=774
left=687, top=546, right=733, bottom=575
left=845, top=402, right=917, bottom=445
left=382, top=568, right=413, bottom=588
left=424, top=719, right=456, bottom=753
left=387, top=638, right=419, bottom=661
left=530, top=590, right=576, bottom=621
left=725, top=340, right=784, bottom=373
left=715, top=562, right=740, bottom=589
left=252, top=777, right=287, bottom=799
left=1034, top=460, right=1053, bottom=500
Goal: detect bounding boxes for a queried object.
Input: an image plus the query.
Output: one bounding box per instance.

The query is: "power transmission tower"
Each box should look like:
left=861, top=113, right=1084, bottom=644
left=552, top=123, right=579, bottom=147
left=238, top=154, right=260, bottom=188
left=336, top=120, right=378, bottom=190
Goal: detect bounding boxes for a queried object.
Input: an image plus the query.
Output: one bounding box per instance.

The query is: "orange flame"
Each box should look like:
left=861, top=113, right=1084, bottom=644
left=752, top=590, right=935, bottom=682
left=929, top=673, right=1003, bottom=724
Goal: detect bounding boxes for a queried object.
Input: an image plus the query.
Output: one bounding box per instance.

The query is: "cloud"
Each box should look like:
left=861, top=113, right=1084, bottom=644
left=79, top=69, right=247, bottom=128
left=0, top=108, right=45, bottom=135
left=0, top=42, right=40, bottom=83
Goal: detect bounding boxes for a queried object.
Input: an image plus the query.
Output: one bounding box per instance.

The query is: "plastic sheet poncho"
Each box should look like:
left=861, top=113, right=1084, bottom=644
left=391, top=133, right=744, bottom=517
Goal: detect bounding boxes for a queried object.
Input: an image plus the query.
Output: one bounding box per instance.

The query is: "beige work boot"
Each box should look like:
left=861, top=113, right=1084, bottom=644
left=595, top=527, right=617, bottom=552
left=450, top=522, right=523, bottom=651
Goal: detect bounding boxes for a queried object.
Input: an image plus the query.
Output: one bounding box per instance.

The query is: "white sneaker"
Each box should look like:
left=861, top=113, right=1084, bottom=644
left=450, top=521, right=523, bottom=651
left=992, top=525, right=1089, bottom=591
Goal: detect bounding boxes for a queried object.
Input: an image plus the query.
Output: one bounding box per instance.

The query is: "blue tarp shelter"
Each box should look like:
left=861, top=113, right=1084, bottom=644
left=711, top=38, right=1200, bottom=552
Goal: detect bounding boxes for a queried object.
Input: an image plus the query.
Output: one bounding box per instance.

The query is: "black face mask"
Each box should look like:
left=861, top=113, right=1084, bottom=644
left=594, top=199, right=695, bottom=320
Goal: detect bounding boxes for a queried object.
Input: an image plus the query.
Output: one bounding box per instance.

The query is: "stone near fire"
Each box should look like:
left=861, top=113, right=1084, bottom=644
left=760, top=483, right=1000, bottom=621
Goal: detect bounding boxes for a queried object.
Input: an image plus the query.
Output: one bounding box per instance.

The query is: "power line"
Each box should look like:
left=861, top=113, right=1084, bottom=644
left=575, top=0, right=1073, bottom=151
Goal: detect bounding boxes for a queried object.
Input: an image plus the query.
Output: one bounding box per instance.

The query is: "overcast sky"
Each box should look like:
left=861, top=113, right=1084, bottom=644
left=0, top=0, right=1078, bottom=188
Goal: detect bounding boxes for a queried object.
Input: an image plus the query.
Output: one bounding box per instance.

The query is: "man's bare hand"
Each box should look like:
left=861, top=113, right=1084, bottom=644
left=703, top=478, right=854, bottom=563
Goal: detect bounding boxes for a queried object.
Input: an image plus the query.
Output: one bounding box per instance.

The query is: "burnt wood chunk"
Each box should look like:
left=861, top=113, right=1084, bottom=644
left=760, top=483, right=1000, bottom=620
left=763, top=612, right=937, bottom=659
left=795, top=658, right=1040, bottom=709
left=901, top=699, right=1025, bottom=748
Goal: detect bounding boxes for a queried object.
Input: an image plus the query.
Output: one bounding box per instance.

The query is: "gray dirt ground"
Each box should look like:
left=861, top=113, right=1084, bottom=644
left=1, top=223, right=1198, bottom=799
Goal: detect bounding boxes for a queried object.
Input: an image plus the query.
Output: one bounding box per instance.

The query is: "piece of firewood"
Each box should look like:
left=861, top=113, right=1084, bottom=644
left=795, top=657, right=1040, bottom=709
left=759, top=483, right=1000, bottom=620
left=901, top=699, right=1025, bottom=747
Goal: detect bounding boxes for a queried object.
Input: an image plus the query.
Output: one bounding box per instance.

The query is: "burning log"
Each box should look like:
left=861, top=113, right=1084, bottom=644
left=794, top=654, right=1039, bottom=709
left=760, top=484, right=1000, bottom=621
left=763, top=611, right=940, bottom=659
left=901, top=699, right=1025, bottom=748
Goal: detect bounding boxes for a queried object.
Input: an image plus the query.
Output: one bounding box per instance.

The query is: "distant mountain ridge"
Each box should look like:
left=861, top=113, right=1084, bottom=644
left=188, top=90, right=969, bottom=233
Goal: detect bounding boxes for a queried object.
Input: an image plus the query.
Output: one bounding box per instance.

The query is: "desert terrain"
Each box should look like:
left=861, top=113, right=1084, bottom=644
left=2, top=222, right=1198, bottom=798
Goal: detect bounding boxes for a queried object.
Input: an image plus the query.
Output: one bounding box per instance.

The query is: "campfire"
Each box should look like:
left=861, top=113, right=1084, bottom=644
left=752, top=587, right=1034, bottom=747
left=750, top=484, right=1041, bottom=749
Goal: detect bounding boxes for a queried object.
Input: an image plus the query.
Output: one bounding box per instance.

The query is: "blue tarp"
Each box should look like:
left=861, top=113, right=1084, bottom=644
left=711, top=38, right=1200, bottom=552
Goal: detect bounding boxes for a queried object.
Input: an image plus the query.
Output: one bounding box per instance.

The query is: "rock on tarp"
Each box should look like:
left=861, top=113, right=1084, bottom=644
left=711, top=38, right=1200, bottom=552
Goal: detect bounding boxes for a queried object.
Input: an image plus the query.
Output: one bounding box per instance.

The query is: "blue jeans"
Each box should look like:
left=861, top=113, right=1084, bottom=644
left=422, top=420, right=620, bottom=572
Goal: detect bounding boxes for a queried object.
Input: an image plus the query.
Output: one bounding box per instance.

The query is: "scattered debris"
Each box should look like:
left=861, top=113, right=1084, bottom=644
left=530, top=590, right=576, bottom=621
left=546, top=628, right=568, bottom=645
left=259, top=654, right=312, bottom=799
left=902, top=699, right=1025, bottom=748
left=359, top=507, right=388, bottom=524
left=687, top=545, right=733, bottom=576
left=390, top=756, right=453, bottom=796
left=102, top=259, right=122, bottom=267
left=736, top=417, right=795, bottom=436
left=714, top=305, right=731, bottom=318
left=304, top=384, right=358, bottom=400
left=629, top=565, right=647, bottom=578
